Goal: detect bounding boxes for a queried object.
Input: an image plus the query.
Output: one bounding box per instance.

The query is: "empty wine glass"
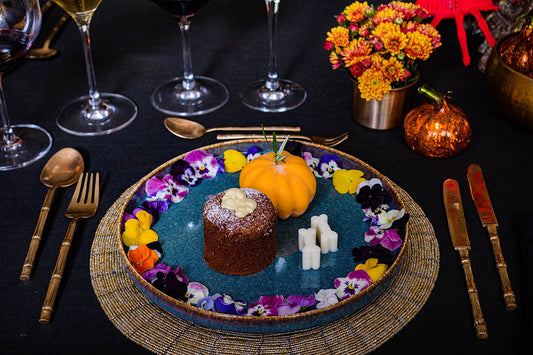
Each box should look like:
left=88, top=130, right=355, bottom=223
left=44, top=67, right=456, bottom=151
left=54, top=0, right=137, bottom=136
left=149, top=0, right=229, bottom=116
left=240, top=0, right=306, bottom=112
left=0, top=0, right=52, bottom=171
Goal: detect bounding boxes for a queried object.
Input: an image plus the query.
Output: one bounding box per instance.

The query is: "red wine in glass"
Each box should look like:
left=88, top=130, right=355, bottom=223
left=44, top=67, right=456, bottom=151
left=151, top=0, right=210, bottom=18
left=0, top=29, right=31, bottom=73
left=149, top=0, right=228, bottom=116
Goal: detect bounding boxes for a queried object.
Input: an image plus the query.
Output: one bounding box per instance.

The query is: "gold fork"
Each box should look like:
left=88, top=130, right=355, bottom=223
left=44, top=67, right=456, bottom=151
left=39, top=173, right=100, bottom=324
left=216, top=132, right=349, bottom=147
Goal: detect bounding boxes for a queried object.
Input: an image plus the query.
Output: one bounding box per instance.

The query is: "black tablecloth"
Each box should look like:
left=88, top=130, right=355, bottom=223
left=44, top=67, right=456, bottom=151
left=2, top=0, right=530, bottom=353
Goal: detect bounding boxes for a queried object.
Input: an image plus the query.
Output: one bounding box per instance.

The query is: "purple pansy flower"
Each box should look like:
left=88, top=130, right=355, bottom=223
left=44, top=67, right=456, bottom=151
left=247, top=295, right=284, bottom=316
left=277, top=295, right=316, bottom=315
left=141, top=197, right=170, bottom=224
left=352, top=244, right=395, bottom=265
left=334, top=270, right=372, bottom=300
left=356, top=178, right=392, bottom=211
left=145, top=174, right=189, bottom=203
left=197, top=296, right=215, bottom=311
left=184, top=150, right=220, bottom=178
left=212, top=293, right=247, bottom=315
left=364, top=226, right=403, bottom=251
left=246, top=146, right=261, bottom=161
left=318, top=154, right=342, bottom=178
left=170, top=160, right=201, bottom=186
left=303, top=152, right=321, bottom=177
left=142, top=264, right=190, bottom=301
left=185, top=282, right=209, bottom=305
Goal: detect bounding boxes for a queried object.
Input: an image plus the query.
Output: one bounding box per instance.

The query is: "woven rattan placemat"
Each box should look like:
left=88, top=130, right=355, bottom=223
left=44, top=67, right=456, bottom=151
left=90, top=179, right=439, bottom=354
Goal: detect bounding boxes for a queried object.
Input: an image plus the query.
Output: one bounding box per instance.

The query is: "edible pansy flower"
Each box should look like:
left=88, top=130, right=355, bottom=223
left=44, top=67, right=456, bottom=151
left=223, top=149, right=247, bottom=173
left=247, top=295, right=284, bottom=317
left=121, top=209, right=159, bottom=247
left=332, top=169, right=366, bottom=194
left=314, top=289, right=339, bottom=309
left=352, top=244, right=395, bottom=265
left=277, top=295, right=316, bottom=315
left=376, top=208, right=405, bottom=229
left=212, top=293, right=247, bottom=315
left=127, top=244, right=160, bottom=274
left=356, top=178, right=392, bottom=211
left=303, top=151, right=321, bottom=177
left=140, top=197, right=170, bottom=224
left=246, top=146, right=261, bottom=161
left=149, top=267, right=189, bottom=302
left=170, top=160, right=201, bottom=186
left=184, top=150, right=221, bottom=178
left=185, top=282, right=209, bottom=305
left=145, top=174, right=189, bottom=203
left=364, top=226, right=403, bottom=251
left=318, top=154, right=343, bottom=178
left=355, top=257, right=388, bottom=283
left=142, top=264, right=189, bottom=284
left=197, top=296, right=215, bottom=311
left=334, top=269, right=371, bottom=300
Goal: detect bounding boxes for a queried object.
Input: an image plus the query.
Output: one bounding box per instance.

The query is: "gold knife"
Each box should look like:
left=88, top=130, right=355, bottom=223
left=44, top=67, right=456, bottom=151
left=443, top=179, right=489, bottom=339
left=467, top=164, right=517, bottom=311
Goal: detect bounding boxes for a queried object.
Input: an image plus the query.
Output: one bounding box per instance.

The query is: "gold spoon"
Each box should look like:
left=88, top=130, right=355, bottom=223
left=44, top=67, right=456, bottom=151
left=19, top=148, right=84, bottom=281
left=164, top=117, right=301, bottom=139
left=27, top=13, right=70, bottom=60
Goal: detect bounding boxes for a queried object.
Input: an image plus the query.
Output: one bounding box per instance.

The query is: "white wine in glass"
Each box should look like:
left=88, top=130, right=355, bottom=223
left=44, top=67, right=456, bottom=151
left=54, top=0, right=138, bottom=136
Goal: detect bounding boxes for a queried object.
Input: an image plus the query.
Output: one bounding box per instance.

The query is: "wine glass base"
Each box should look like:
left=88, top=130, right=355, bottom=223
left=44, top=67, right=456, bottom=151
left=240, top=79, right=307, bottom=113
left=56, top=93, right=138, bottom=136
left=0, top=124, right=52, bottom=171
left=150, top=76, right=229, bottom=116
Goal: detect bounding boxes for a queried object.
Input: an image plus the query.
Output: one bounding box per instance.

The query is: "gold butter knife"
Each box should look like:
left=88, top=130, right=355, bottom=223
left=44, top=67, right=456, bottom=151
left=443, top=179, right=489, bottom=339
left=467, top=164, right=517, bottom=311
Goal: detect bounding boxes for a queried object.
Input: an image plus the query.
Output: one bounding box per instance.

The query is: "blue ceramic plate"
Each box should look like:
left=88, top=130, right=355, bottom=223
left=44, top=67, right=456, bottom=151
left=116, top=140, right=409, bottom=333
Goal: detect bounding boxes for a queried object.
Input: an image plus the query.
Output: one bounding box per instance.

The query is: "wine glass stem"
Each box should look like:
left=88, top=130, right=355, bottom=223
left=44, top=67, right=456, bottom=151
left=265, top=0, right=280, bottom=91
left=77, top=20, right=103, bottom=110
left=0, top=77, right=18, bottom=147
left=178, top=17, right=196, bottom=91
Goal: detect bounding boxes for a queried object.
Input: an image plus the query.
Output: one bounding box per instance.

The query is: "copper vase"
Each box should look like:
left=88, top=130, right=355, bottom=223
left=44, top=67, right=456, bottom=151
left=351, top=74, right=419, bottom=130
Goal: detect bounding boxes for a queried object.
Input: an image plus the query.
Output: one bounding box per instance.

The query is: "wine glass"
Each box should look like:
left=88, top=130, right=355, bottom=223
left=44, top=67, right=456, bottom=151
left=149, top=0, right=229, bottom=116
left=54, top=0, right=137, bottom=136
left=240, top=0, right=306, bottom=112
left=0, top=0, right=52, bottom=171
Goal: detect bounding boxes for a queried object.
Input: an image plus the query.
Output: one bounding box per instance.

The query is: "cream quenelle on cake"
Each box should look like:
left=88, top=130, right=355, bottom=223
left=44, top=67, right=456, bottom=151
left=203, top=188, right=277, bottom=276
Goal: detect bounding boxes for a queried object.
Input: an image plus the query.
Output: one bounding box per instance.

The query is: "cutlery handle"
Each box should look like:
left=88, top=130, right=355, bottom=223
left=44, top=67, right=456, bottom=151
left=486, top=225, right=517, bottom=311
left=210, top=126, right=300, bottom=133
left=458, top=248, right=489, bottom=339
left=39, top=218, right=79, bottom=324
left=20, top=187, right=56, bottom=281
left=217, top=134, right=308, bottom=141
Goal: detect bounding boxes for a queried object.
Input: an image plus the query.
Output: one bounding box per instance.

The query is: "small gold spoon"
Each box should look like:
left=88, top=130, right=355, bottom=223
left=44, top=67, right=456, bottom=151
left=27, top=13, right=70, bottom=60
left=164, top=117, right=301, bottom=139
left=19, top=148, right=84, bottom=281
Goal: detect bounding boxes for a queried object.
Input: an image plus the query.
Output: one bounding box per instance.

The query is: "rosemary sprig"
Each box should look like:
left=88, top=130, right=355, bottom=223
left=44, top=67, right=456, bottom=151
left=262, top=124, right=289, bottom=164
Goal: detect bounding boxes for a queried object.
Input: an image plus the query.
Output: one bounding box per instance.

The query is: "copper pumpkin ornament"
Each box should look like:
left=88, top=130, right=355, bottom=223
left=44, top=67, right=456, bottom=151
left=404, top=85, right=472, bottom=159
left=500, top=9, right=533, bottom=78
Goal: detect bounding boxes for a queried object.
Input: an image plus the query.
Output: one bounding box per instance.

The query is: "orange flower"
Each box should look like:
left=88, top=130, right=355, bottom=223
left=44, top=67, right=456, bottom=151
left=326, top=26, right=350, bottom=49
left=329, top=52, right=341, bottom=70
left=373, top=7, right=401, bottom=26
left=373, top=22, right=407, bottom=56
left=381, top=57, right=406, bottom=82
left=404, top=31, right=432, bottom=60
left=357, top=68, right=391, bottom=101
left=344, top=1, right=370, bottom=23
left=128, top=244, right=160, bottom=274
left=416, top=23, right=442, bottom=50
left=342, top=39, right=372, bottom=68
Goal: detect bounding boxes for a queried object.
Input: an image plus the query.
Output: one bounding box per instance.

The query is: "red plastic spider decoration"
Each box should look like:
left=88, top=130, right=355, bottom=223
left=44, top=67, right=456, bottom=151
left=416, top=0, right=500, bottom=65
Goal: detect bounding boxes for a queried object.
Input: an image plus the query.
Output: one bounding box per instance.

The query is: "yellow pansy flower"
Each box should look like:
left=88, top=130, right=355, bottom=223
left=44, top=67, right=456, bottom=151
left=122, top=210, right=159, bottom=247
left=355, top=258, right=388, bottom=283
left=223, top=149, right=247, bottom=173
left=332, top=169, right=366, bottom=194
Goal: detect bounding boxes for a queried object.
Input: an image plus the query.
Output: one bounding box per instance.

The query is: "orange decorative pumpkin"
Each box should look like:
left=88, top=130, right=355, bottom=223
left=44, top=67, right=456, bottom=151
left=404, top=84, right=472, bottom=159
left=240, top=150, right=316, bottom=220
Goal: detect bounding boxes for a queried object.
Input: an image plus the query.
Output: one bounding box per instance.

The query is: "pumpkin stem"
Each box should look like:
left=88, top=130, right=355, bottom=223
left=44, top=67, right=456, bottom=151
left=418, top=84, right=450, bottom=111
left=262, top=124, right=289, bottom=164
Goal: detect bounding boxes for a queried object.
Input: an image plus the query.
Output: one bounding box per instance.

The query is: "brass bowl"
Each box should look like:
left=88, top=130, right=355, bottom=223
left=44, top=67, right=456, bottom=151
left=485, top=33, right=533, bottom=130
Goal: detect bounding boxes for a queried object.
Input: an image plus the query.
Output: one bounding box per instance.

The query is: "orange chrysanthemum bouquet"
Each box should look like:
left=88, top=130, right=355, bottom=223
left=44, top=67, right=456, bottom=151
left=324, top=1, right=441, bottom=101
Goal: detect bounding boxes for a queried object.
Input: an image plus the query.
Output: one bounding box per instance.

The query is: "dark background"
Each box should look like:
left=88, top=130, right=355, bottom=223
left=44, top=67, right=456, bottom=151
left=1, top=0, right=531, bottom=353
